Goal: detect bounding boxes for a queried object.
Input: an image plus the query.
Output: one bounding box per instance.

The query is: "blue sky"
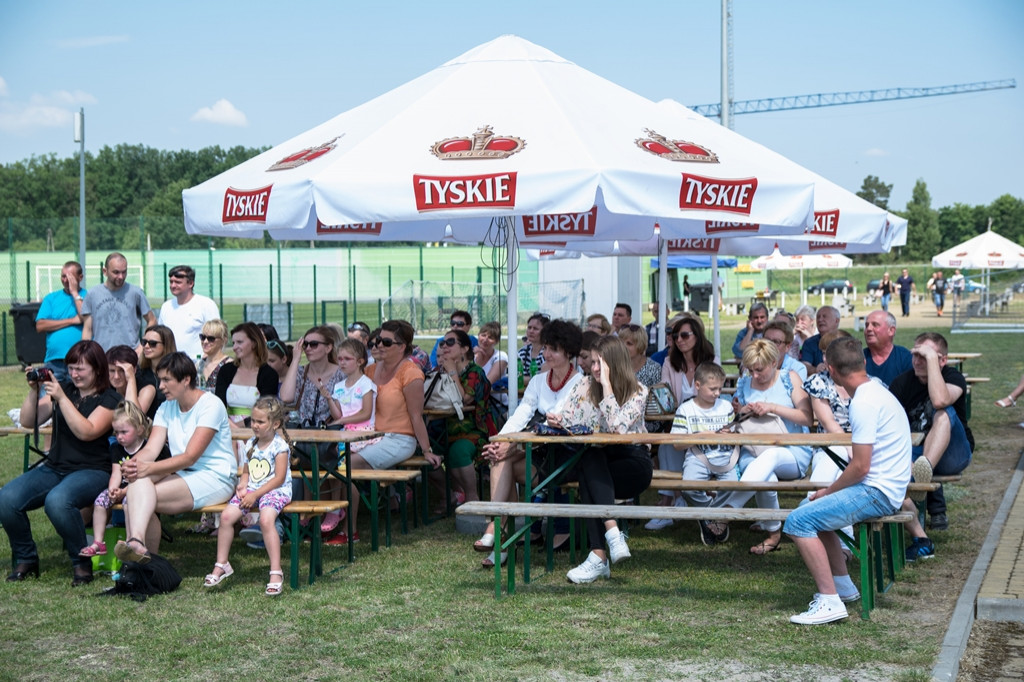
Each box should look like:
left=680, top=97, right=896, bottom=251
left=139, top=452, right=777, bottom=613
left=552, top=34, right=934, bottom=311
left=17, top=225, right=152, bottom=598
left=1, top=0, right=1021, bottom=212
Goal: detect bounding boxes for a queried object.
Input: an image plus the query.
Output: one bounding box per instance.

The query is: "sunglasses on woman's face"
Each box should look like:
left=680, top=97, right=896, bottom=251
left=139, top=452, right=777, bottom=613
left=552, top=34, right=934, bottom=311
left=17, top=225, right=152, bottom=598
left=141, top=339, right=162, bottom=348
left=672, top=331, right=695, bottom=340
left=303, top=340, right=326, bottom=349
left=199, top=334, right=219, bottom=343
left=440, top=337, right=459, bottom=347
left=369, top=338, right=397, bottom=348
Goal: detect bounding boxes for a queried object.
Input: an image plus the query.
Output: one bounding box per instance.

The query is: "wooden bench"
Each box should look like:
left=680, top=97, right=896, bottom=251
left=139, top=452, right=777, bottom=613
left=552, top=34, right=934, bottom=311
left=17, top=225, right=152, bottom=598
left=109, top=499, right=348, bottom=591
left=294, top=468, right=421, bottom=551
left=194, top=500, right=347, bottom=590
left=457, top=500, right=913, bottom=619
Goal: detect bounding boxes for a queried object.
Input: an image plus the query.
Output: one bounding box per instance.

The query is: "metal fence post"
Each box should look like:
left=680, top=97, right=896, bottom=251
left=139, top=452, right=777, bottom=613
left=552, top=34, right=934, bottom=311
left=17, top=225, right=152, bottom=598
left=218, top=264, right=224, bottom=312
left=162, top=263, right=168, bottom=299
left=312, top=264, right=318, bottom=326
left=24, top=261, right=30, bottom=301
left=268, top=264, right=274, bottom=328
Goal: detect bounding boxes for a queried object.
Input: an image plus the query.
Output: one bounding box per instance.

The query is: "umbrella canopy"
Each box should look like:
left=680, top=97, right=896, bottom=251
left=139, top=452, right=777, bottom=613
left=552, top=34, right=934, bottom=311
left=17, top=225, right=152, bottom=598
left=932, top=228, right=1024, bottom=270
left=183, top=36, right=822, bottom=245
left=751, top=249, right=853, bottom=270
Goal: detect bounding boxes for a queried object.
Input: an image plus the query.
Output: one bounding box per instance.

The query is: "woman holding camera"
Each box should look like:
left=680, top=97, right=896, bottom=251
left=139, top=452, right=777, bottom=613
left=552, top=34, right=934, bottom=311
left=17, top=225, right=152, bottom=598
left=0, top=340, right=120, bottom=586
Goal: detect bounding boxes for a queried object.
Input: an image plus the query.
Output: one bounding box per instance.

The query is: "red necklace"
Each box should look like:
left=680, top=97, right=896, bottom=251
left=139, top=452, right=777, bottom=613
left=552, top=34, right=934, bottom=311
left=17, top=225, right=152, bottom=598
left=547, top=364, right=574, bottom=392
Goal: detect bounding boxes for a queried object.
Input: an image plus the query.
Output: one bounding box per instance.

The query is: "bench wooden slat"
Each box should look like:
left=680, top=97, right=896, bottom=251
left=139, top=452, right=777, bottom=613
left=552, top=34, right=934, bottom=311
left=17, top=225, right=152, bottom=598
left=454, top=500, right=912, bottom=524
left=294, top=469, right=419, bottom=483
left=564, top=479, right=940, bottom=492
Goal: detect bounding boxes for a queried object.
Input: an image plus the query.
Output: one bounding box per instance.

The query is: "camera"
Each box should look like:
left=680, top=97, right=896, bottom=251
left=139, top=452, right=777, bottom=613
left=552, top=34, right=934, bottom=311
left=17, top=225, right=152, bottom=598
left=27, top=367, right=52, bottom=383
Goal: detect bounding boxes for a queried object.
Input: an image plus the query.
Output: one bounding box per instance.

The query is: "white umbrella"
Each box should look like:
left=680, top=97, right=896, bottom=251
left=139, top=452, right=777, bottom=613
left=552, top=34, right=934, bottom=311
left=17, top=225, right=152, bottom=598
left=932, top=227, right=1024, bottom=314
left=184, top=36, right=822, bottom=246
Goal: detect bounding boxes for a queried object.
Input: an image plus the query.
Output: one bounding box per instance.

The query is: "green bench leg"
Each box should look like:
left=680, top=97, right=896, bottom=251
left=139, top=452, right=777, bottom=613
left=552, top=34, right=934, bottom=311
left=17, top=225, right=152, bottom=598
left=289, top=512, right=301, bottom=590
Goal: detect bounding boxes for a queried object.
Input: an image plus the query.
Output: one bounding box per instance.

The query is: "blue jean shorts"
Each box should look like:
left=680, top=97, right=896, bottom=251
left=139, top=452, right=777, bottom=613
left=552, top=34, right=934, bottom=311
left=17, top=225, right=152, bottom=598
left=783, top=483, right=895, bottom=539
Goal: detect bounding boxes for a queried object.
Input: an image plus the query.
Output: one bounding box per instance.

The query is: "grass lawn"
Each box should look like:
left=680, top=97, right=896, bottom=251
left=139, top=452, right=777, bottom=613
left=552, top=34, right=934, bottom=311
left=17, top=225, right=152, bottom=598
left=0, top=323, right=1019, bottom=681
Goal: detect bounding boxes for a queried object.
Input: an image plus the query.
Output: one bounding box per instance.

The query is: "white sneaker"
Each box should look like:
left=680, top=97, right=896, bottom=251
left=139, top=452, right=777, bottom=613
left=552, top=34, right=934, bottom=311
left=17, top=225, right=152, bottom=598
left=644, top=518, right=673, bottom=531
left=605, top=527, right=631, bottom=564
left=790, top=594, right=849, bottom=625
left=566, top=551, right=610, bottom=584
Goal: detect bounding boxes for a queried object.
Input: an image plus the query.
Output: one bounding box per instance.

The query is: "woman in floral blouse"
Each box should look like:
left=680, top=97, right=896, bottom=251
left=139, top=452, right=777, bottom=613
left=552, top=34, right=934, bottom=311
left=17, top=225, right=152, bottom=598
left=556, top=335, right=653, bottom=584
left=432, top=329, right=494, bottom=507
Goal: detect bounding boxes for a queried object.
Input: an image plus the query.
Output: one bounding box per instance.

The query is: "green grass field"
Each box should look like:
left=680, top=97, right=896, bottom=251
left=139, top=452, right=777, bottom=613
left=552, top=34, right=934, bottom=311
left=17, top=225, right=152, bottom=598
left=0, top=325, right=1020, bottom=680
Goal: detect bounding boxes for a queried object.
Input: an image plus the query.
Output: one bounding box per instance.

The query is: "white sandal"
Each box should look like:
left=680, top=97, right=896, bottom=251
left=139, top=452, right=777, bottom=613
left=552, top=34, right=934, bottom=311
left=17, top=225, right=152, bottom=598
left=265, top=570, right=284, bottom=596
left=996, top=395, right=1017, bottom=408
left=203, top=561, right=233, bottom=587
left=473, top=533, right=494, bottom=552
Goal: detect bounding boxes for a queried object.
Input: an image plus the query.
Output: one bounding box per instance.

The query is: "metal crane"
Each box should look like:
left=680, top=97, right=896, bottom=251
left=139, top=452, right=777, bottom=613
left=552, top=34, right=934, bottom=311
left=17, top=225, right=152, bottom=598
left=690, top=79, right=1017, bottom=119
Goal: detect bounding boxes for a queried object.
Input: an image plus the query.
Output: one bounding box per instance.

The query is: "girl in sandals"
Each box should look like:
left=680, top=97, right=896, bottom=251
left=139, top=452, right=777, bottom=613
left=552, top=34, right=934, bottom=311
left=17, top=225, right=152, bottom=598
left=80, top=401, right=168, bottom=558
left=205, top=396, right=292, bottom=596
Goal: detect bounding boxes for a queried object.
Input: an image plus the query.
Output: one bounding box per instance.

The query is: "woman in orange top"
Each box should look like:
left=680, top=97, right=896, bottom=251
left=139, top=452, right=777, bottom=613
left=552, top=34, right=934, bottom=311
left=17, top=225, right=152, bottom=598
left=337, top=320, right=440, bottom=544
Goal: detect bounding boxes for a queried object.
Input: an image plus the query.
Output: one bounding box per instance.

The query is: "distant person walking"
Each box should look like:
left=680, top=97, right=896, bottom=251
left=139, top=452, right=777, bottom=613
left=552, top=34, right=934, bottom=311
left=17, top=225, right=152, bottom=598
left=876, top=273, right=895, bottom=313
left=928, top=271, right=947, bottom=317
left=950, top=269, right=966, bottom=307
left=895, top=269, right=915, bottom=318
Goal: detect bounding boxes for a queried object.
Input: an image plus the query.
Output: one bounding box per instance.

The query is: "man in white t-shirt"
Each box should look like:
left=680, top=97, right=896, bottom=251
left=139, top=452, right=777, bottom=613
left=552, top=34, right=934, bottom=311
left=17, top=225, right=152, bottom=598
left=782, top=337, right=911, bottom=625
left=158, top=265, right=220, bottom=360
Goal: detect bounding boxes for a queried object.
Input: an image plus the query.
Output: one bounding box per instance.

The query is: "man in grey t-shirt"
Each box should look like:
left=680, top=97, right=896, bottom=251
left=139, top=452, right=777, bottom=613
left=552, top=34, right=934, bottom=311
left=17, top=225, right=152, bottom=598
left=82, top=252, right=156, bottom=352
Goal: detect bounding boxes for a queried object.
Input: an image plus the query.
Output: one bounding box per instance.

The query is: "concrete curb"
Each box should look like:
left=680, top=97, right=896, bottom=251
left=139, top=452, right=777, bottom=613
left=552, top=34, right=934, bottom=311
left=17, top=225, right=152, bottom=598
left=932, top=449, right=1024, bottom=682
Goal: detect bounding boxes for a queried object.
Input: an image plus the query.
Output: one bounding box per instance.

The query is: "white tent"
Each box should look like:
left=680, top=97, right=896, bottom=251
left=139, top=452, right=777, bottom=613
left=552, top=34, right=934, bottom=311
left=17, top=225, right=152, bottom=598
left=932, top=227, right=1024, bottom=318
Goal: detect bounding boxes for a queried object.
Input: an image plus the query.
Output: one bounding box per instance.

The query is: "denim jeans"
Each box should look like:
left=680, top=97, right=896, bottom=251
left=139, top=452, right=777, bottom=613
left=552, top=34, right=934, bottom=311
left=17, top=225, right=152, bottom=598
left=783, top=483, right=895, bottom=538
left=912, top=406, right=972, bottom=476
left=0, top=464, right=109, bottom=569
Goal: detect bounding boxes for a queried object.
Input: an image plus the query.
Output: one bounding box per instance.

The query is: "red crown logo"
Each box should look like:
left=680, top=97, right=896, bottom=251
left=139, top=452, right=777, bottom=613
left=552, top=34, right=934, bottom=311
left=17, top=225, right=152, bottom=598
left=267, top=136, right=341, bottom=172
left=431, top=126, right=525, bottom=160
left=636, top=129, right=718, bottom=163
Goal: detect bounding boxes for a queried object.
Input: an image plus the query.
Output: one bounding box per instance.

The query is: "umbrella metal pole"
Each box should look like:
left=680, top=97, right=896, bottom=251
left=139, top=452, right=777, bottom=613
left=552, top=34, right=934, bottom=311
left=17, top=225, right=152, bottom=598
left=506, top=238, right=519, bottom=415
left=658, top=236, right=668, bottom=350
left=711, top=257, right=721, bottom=357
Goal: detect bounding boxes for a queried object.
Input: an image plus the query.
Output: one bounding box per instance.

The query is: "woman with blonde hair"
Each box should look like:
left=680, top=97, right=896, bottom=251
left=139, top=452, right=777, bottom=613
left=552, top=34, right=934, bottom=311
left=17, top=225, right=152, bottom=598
left=556, top=335, right=652, bottom=583
left=197, top=319, right=231, bottom=393
left=585, top=314, right=612, bottom=336
left=716, top=339, right=813, bottom=555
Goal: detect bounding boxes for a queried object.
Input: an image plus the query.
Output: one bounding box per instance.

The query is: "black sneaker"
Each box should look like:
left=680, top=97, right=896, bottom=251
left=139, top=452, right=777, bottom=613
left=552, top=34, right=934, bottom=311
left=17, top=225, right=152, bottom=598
left=698, top=520, right=717, bottom=546
left=928, top=513, right=948, bottom=531
left=905, top=537, right=935, bottom=562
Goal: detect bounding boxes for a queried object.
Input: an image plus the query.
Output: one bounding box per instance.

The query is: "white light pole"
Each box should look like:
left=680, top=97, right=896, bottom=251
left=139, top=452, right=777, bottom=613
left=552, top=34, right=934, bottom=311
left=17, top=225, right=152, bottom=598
left=74, top=108, right=86, bottom=269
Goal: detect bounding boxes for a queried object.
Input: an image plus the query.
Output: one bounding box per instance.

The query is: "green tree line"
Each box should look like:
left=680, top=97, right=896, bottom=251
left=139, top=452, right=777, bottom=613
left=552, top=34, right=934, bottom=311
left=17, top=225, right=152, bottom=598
left=1, top=144, right=1022, bottom=257
left=855, top=175, right=1024, bottom=263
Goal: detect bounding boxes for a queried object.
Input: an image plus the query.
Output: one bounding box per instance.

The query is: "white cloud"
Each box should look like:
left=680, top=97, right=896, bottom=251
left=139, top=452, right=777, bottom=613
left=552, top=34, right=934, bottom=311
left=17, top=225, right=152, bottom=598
left=0, top=88, right=97, bottom=133
left=190, top=99, right=248, bottom=127
left=56, top=35, right=129, bottom=49
left=0, top=77, right=8, bottom=97
left=864, top=148, right=889, bottom=157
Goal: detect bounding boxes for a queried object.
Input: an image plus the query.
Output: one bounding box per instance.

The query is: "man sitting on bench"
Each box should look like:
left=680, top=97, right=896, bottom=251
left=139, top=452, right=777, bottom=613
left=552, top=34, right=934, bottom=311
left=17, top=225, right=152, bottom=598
left=889, top=332, right=974, bottom=557
left=783, top=337, right=911, bottom=625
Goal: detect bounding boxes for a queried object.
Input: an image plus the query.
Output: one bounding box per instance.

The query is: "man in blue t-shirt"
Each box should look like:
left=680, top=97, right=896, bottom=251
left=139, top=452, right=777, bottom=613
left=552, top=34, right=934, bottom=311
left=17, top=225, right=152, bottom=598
left=862, top=310, right=912, bottom=386
left=35, top=261, right=85, bottom=383
left=800, top=305, right=840, bottom=374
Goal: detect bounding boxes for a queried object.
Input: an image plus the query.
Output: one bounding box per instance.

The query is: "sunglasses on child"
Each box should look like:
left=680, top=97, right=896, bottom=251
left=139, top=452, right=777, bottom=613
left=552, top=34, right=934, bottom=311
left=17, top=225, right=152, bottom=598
left=368, top=337, right=398, bottom=348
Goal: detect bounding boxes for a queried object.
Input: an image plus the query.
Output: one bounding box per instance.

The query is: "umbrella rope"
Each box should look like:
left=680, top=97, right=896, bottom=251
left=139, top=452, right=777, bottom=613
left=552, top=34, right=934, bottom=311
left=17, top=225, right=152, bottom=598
left=481, top=216, right=519, bottom=294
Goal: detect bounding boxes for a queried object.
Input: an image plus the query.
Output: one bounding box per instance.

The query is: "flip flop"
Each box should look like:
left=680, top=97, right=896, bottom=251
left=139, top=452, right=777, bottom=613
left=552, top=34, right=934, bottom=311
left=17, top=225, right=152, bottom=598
left=116, top=536, right=152, bottom=564
left=750, top=534, right=782, bottom=555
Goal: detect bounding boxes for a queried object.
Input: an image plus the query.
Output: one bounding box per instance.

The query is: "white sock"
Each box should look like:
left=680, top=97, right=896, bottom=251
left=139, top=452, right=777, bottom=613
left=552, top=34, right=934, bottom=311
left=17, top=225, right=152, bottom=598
left=820, top=593, right=844, bottom=607
left=833, top=574, right=856, bottom=593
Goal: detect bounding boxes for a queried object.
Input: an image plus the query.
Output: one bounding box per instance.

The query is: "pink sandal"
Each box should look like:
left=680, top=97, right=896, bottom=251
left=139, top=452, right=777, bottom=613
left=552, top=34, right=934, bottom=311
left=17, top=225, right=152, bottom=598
left=320, top=509, right=345, bottom=533
left=78, top=540, right=107, bottom=557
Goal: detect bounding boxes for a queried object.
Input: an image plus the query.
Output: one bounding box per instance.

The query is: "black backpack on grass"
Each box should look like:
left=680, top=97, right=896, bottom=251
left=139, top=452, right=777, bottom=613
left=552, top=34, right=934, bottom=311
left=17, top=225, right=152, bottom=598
left=99, top=554, right=182, bottom=602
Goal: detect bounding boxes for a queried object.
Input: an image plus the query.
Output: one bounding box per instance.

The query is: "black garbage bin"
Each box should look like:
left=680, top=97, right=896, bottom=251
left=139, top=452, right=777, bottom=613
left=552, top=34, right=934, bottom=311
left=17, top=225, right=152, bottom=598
left=9, top=302, right=46, bottom=365
left=690, top=283, right=713, bottom=313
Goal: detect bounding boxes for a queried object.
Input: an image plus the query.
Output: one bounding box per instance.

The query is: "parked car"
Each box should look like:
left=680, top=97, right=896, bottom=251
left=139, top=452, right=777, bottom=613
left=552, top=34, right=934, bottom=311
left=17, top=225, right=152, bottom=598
left=964, top=280, right=987, bottom=293
left=807, top=278, right=852, bottom=294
